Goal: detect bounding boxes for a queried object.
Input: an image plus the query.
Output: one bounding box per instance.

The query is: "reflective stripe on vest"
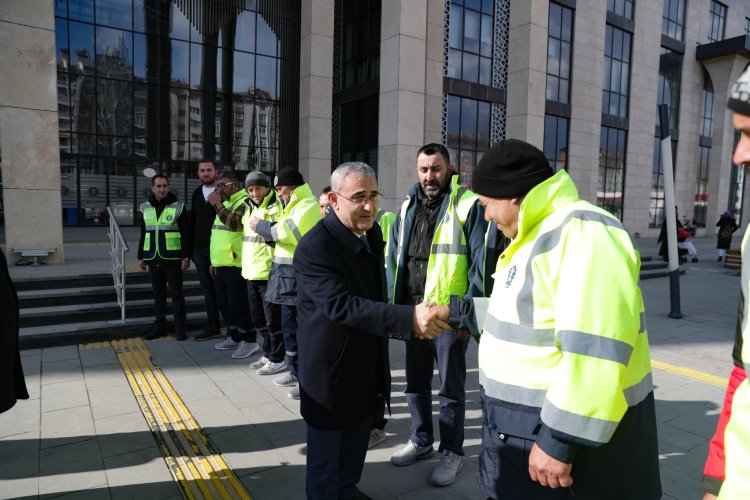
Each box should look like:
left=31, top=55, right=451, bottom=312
left=140, top=201, right=183, bottom=260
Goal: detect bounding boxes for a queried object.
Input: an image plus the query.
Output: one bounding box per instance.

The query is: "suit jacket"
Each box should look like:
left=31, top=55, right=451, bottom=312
left=294, top=211, right=414, bottom=430
left=0, top=247, right=29, bottom=413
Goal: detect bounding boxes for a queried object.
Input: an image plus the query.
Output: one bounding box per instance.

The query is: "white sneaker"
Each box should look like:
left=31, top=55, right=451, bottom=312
left=273, top=372, right=298, bottom=387
left=232, top=341, right=260, bottom=359
left=430, top=450, right=463, bottom=486
left=368, top=428, right=387, bottom=449
left=390, top=440, right=434, bottom=466
left=257, top=360, right=288, bottom=375
left=214, top=337, right=239, bottom=350
left=249, top=356, right=269, bottom=370
left=288, top=384, right=300, bottom=399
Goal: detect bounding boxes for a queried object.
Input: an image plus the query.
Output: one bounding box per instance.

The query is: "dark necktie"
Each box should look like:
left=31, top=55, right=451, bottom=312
left=359, top=234, right=371, bottom=253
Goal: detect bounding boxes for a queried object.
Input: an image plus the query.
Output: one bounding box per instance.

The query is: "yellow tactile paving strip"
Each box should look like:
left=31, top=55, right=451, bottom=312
left=651, top=359, right=729, bottom=388
left=81, top=338, right=252, bottom=500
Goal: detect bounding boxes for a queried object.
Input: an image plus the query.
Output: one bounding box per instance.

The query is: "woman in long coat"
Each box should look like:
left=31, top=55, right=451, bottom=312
left=0, top=247, right=29, bottom=413
left=717, top=211, right=739, bottom=262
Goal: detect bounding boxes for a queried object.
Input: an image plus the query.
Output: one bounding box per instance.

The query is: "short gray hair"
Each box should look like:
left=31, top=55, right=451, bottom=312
left=330, top=162, right=376, bottom=192
left=216, top=170, right=239, bottom=183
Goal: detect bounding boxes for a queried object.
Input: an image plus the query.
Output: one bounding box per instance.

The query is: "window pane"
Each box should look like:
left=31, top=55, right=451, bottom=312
left=96, top=0, right=132, bottom=30
left=257, top=14, right=277, bottom=56
left=448, top=49, right=462, bottom=79
left=171, top=39, right=189, bottom=84
left=96, top=79, right=133, bottom=137
left=68, top=0, right=94, bottom=22
left=547, top=76, right=559, bottom=102
left=477, top=101, right=490, bottom=149
left=235, top=11, right=256, bottom=52
left=460, top=97, right=478, bottom=148
left=170, top=3, right=191, bottom=41
left=56, top=19, right=69, bottom=67
left=256, top=55, right=277, bottom=99
left=133, top=0, right=145, bottom=32
left=462, top=52, right=479, bottom=83
left=549, top=4, right=561, bottom=39
left=133, top=33, right=146, bottom=80
left=69, top=21, right=95, bottom=72
left=233, top=52, right=255, bottom=93
left=447, top=95, right=460, bottom=148
left=96, top=27, right=132, bottom=80
left=449, top=4, right=463, bottom=49
left=479, top=57, right=491, bottom=86
left=464, top=9, right=480, bottom=54
left=480, top=14, right=492, bottom=57
left=561, top=7, right=572, bottom=41
left=190, top=43, right=203, bottom=89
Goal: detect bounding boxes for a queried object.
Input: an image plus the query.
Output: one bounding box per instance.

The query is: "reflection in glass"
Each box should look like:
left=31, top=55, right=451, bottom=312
left=133, top=33, right=146, bottom=80
left=233, top=52, right=255, bottom=93
left=69, top=21, right=95, bottom=73
left=236, top=11, right=256, bottom=52
left=447, top=49, right=461, bottom=79
left=447, top=95, right=460, bottom=148
left=70, top=75, right=96, bottom=134
left=449, top=5, right=463, bottom=49
left=462, top=53, right=479, bottom=84
left=460, top=98, right=477, bottom=147
left=58, top=72, right=71, bottom=131
left=68, top=0, right=94, bottom=22
left=464, top=10, right=480, bottom=54
left=171, top=39, right=189, bottom=84
left=256, top=14, right=277, bottom=56
left=55, top=0, right=68, bottom=18
left=96, top=79, right=132, bottom=139
left=479, top=57, right=491, bottom=86
left=133, top=0, right=145, bottom=32
left=170, top=3, right=191, bottom=41
left=190, top=43, right=203, bottom=89
left=56, top=19, right=69, bottom=67
left=96, top=26, right=132, bottom=80
left=256, top=55, right=277, bottom=99
left=96, top=0, right=132, bottom=30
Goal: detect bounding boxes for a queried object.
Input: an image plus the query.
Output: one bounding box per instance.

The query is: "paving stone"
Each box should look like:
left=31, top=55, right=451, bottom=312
left=79, top=346, right=119, bottom=368
left=0, top=430, right=40, bottom=480
left=41, top=358, right=83, bottom=386
left=40, top=380, right=89, bottom=413
left=41, top=346, right=80, bottom=364
left=82, top=364, right=130, bottom=392
left=38, top=439, right=107, bottom=495
left=40, top=405, right=95, bottom=449
left=103, top=448, right=177, bottom=500
left=88, top=385, right=139, bottom=421
left=0, top=476, right=38, bottom=499
left=0, top=398, right=40, bottom=438
left=94, top=411, right=156, bottom=459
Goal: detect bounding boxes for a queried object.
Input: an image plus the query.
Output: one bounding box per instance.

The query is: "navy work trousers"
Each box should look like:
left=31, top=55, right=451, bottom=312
left=214, top=266, right=254, bottom=341
left=192, top=247, right=220, bottom=327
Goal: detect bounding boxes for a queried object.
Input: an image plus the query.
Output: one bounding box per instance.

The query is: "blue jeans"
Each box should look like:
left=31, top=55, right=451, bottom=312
left=214, top=266, right=254, bottom=341
left=192, top=247, right=220, bottom=327
left=281, top=304, right=298, bottom=377
left=404, top=329, right=468, bottom=454
left=306, top=416, right=372, bottom=500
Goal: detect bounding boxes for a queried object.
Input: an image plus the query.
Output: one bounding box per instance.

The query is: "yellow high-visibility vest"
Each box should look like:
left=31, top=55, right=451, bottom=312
left=241, top=189, right=281, bottom=280
left=140, top=201, right=184, bottom=260
left=210, top=189, right=248, bottom=267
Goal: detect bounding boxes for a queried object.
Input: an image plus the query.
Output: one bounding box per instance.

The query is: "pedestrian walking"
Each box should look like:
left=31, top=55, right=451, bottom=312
left=716, top=211, right=738, bottom=262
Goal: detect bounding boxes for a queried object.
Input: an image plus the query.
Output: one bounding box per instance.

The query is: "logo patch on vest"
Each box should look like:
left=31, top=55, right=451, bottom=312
left=443, top=212, right=451, bottom=223
left=166, top=215, right=173, bottom=222
left=505, top=265, right=517, bottom=288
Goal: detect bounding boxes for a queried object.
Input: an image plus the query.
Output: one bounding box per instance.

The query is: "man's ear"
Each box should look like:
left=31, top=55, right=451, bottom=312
left=327, top=191, right=337, bottom=209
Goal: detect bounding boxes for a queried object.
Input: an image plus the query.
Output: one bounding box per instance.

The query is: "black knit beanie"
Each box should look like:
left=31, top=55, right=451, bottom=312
left=245, top=171, right=271, bottom=188
left=274, top=167, right=304, bottom=187
left=472, top=139, right=554, bottom=198
left=728, top=64, right=750, bottom=117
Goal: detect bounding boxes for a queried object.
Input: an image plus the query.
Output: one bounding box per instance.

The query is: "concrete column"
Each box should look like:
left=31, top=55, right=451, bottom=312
left=619, top=0, right=660, bottom=234
left=298, top=0, right=334, bottom=193
left=703, top=55, right=750, bottom=230
left=0, top=1, right=64, bottom=263
left=378, top=0, right=434, bottom=210
left=505, top=0, right=547, bottom=148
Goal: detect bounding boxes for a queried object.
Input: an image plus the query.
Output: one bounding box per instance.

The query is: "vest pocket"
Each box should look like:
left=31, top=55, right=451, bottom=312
left=144, top=233, right=152, bottom=251
left=165, top=232, right=182, bottom=251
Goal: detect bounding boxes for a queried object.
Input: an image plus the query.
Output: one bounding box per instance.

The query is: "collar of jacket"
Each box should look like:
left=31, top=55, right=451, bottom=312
left=405, top=173, right=460, bottom=216
left=323, top=210, right=383, bottom=256
left=283, top=183, right=315, bottom=212
left=148, top=191, right=178, bottom=207
left=516, top=169, right=579, bottom=241
left=226, top=188, right=248, bottom=209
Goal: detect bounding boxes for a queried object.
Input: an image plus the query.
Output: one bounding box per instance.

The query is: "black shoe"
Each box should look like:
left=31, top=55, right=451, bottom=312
left=692, top=257, right=699, bottom=263
left=194, top=325, right=221, bottom=341
left=718, top=256, right=723, bottom=262
left=144, top=328, right=167, bottom=340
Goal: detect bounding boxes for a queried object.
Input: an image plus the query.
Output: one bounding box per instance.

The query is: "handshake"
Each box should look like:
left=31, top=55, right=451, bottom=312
left=412, top=302, right=451, bottom=340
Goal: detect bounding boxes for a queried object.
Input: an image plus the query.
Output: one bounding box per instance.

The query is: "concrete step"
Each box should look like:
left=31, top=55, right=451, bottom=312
left=18, top=281, right=203, bottom=308
left=18, top=311, right=210, bottom=349
left=12, top=271, right=199, bottom=291
left=19, top=295, right=207, bottom=327
left=640, top=268, right=687, bottom=280
left=725, top=248, right=741, bottom=270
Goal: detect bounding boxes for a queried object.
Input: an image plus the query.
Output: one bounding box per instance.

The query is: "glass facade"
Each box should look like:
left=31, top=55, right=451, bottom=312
left=447, top=0, right=495, bottom=85
left=662, top=0, right=686, bottom=42
left=607, top=0, right=634, bottom=20
left=729, top=132, right=745, bottom=225
left=708, top=1, right=727, bottom=42
left=54, top=0, right=299, bottom=225
left=694, top=73, right=714, bottom=227
left=598, top=126, right=627, bottom=220
left=446, top=95, right=491, bottom=188
left=544, top=2, right=573, bottom=172
left=602, top=25, right=631, bottom=119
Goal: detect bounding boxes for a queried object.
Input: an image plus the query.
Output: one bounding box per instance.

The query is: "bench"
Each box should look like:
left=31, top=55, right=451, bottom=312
left=12, top=247, right=57, bottom=266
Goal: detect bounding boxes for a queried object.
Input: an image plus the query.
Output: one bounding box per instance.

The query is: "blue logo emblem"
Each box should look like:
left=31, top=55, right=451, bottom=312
left=505, top=265, right=517, bottom=288
left=166, top=215, right=173, bottom=221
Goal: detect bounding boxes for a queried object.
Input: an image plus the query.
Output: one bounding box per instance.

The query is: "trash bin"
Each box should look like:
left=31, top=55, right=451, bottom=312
left=65, top=208, right=79, bottom=225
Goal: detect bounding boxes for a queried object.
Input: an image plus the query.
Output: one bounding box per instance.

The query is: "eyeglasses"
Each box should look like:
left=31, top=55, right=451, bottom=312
left=217, top=181, right=236, bottom=189
left=334, top=191, right=383, bottom=206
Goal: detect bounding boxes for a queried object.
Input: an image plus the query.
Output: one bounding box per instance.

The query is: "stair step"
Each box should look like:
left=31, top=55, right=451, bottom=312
left=18, top=281, right=203, bottom=307
left=639, top=268, right=686, bottom=280
left=641, top=261, right=668, bottom=271
left=12, top=271, right=200, bottom=291
left=19, top=312, right=209, bottom=349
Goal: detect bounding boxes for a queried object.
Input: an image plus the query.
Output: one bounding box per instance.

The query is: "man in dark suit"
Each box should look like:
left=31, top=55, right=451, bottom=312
left=294, top=162, right=449, bottom=500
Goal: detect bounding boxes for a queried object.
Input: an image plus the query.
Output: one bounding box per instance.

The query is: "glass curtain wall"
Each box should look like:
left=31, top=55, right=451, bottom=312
left=54, top=0, right=299, bottom=225
left=543, top=1, right=573, bottom=172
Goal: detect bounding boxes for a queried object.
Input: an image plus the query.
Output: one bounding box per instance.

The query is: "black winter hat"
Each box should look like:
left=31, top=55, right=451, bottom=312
left=728, top=64, right=750, bottom=117
left=473, top=139, right=554, bottom=198
left=274, top=167, right=304, bottom=187
left=245, top=171, right=271, bottom=188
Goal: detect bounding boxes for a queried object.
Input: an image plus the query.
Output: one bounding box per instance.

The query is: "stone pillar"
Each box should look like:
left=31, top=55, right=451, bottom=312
left=703, top=55, right=750, bottom=230
left=378, top=0, right=435, bottom=211
left=299, top=0, right=334, bottom=192
left=505, top=0, right=548, bottom=148
left=0, top=1, right=64, bottom=263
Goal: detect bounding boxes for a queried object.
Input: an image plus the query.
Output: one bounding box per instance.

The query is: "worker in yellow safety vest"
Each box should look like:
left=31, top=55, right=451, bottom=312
left=137, top=174, right=191, bottom=341
left=438, top=139, right=661, bottom=499
left=249, top=167, right=322, bottom=400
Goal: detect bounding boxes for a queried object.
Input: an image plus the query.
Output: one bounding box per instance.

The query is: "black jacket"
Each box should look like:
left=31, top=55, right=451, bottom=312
left=0, top=247, right=29, bottom=413
left=294, top=212, right=414, bottom=430
left=137, top=192, right=192, bottom=263
left=190, top=185, right=216, bottom=249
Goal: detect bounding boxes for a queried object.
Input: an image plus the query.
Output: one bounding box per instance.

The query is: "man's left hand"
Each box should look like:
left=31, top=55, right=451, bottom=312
left=180, top=258, right=189, bottom=271
left=528, top=443, right=573, bottom=489
left=207, top=189, right=223, bottom=207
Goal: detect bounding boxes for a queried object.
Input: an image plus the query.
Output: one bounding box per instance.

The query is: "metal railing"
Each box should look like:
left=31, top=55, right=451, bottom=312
left=107, top=207, right=130, bottom=322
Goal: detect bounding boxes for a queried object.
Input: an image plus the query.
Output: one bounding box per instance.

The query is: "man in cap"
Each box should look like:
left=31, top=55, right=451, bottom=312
left=701, top=64, right=750, bottom=500
left=438, top=139, right=661, bottom=498
left=249, top=166, right=321, bottom=399
left=241, top=171, right=287, bottom=375
left=208, top=170, right=258, bottom=359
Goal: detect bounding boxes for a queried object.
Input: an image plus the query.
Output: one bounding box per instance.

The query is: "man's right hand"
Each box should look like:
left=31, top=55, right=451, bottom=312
left=209, top=265, right=216, bottom=279
left=412, top=302, right=452, bottom=339
left=138, top=259, right=146, bottom=271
